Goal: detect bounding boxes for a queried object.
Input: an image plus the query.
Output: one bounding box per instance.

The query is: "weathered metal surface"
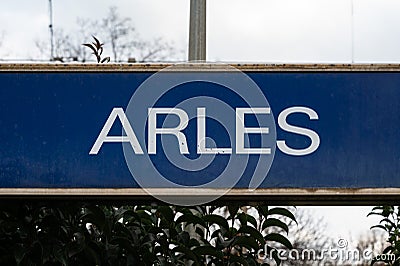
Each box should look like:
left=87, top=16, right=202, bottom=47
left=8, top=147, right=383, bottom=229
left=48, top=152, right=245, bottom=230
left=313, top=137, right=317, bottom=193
left=0, top=188, right=398, bottom=205
left=188, top=0, right=206, bottom=61
left=2, top=63, right=400, bottom=72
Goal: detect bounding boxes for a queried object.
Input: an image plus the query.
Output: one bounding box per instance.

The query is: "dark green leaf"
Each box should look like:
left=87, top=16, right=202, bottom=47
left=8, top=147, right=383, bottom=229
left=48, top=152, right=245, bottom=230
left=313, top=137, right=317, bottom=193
left=382, top=245, right=394, bottom=253
left=203, top=214, right=229, bottom=230
left=101, top=57, right=110, bottom=63
left=211, top=229, right=222, bottom=239
left=371, top=206, right=384, bottom=212
left=370, top=225, right=388, bottom=231
left=195, top=226, right=205, bottom=239
left=268, top=208, right=297, bottom=224
left=367, top=212, right=384, bottom=217
left=382, top=206, right=394, bottom=217
left=237, top=212, right=247, bottom=226
left=157, top=206, right=175, bottom=223
left=238, top=226, right=265, bottom=246
left=232, top=235, right=260, bottom=251
left=227, top=204, right=240, bottom=219
left=82, top=205, right=106, bottom=229
left=379, top=218, right=396, bottom=228
left=82, top=43, right=97, bottom=54
left=262, top=218, right=289, bottom=234
left=193, top=246, right=223, bottom=259
left=177, top=231, right=190, bottom=246
left=257, top=205, right=269, bottom=219
left=246, top=214, right=258, bottom=229
left=265, top=233, right=293, bottom=249
left=172, top=246, right=198, bottom=263
left=188, top=238, right=200, bottom=248
left=116, top=208, right=138, bottom=222
left=92, top=35, right=101, bottom=48
left=176, top=213, right=206, bottom=227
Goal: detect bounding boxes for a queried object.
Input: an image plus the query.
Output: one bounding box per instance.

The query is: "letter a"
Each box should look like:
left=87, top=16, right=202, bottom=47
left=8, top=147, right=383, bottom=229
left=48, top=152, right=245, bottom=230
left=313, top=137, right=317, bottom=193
left=89, top=108, right=143, bottom=154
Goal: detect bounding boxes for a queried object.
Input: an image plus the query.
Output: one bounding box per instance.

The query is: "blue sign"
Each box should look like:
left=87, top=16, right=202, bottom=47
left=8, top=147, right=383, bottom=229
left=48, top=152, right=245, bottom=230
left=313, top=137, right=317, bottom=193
left=1, top=66, right=400, bottom=198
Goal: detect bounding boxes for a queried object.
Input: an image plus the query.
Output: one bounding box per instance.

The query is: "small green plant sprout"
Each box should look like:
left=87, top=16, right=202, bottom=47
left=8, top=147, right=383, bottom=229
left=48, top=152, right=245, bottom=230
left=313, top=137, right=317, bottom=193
left=82, top=36, right=111, bottom=63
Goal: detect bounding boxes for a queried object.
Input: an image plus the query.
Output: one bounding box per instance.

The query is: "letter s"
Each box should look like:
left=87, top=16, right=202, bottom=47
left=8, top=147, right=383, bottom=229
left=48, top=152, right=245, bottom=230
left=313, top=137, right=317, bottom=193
left=277, top=107, right=320, bottom=156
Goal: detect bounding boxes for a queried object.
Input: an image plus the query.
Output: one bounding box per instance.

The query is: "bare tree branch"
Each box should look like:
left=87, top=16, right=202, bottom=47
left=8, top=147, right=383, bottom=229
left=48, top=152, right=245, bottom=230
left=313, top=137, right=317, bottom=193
left=36, top=28, right=91, bottom=62
left=355, top=229, right=388, bottom=266
left=35, top=6, right=181, bottom=63
left=99, top=6, right=138, bottom=62
left=136, top=37, right=177, bottom=62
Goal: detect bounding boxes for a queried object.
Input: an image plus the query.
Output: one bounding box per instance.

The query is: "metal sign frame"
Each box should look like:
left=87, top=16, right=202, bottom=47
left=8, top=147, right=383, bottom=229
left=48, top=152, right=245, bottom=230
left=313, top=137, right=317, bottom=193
left=1, top=63, right=400, bottom=205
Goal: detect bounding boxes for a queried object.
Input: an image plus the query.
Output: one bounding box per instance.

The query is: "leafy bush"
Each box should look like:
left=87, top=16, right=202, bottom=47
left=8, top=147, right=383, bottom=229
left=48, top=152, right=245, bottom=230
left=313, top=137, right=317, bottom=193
left=0, top=202, right=295, bottom=265
left=368, top=206, right=399, bottom=265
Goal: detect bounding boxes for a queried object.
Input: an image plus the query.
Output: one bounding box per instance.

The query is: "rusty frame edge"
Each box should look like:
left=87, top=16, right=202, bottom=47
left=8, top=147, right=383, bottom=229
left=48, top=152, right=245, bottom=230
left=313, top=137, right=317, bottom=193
left=2, top=63, right=400, bottom=72
left=0, top=188, right=399, bottom=205
left=0, top=187, right=398, bottom=196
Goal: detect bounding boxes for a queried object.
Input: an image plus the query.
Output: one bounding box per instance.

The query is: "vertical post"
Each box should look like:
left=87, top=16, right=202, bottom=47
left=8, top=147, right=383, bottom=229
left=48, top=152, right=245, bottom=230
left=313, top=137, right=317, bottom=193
left=188, top=0, right=206, bottom=61
left=186, top=4, right=206, bottom=256
left=49, top=0, right=54, bottom=61
left=187, top=3, right=207, bottom=265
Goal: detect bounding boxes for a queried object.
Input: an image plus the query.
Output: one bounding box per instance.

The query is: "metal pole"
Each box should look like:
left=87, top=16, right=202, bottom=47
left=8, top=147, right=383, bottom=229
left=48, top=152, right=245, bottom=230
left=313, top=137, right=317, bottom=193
left=49, top=0, right=54, bottom=61
left=188, top=0, right=206, bottom=61
left=187, top=2, right=207, bottom=252
left=186, top=5, right=207, bottom=264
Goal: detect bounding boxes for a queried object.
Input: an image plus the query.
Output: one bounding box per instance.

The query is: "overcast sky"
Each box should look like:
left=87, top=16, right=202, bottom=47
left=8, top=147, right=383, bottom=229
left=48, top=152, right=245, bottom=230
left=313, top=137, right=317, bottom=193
left=1, top=0, right=400, bottom=62
left=0, top=0, right=392, bottom=245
